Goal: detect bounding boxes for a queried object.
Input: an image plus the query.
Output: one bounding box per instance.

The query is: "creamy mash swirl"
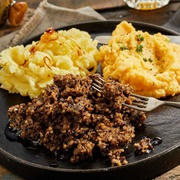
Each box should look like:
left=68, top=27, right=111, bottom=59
left=99, top=21, right=180, bottom=98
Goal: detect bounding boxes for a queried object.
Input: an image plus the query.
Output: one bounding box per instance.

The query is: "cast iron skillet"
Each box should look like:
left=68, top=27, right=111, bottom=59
left=0, top=20, right=180, bottom=180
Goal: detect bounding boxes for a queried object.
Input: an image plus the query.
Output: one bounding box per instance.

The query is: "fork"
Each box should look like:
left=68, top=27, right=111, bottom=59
left=123, top=93, right=180, bottom=112
left=92, top=76, right=180, bottom=112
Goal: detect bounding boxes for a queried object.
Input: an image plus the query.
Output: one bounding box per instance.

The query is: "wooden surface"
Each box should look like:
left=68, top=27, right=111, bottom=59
left=0, top=0, right=180, bottom=179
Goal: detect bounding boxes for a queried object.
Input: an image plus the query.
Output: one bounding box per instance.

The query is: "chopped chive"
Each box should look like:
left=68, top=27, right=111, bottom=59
left=136, top=34, right=144, bottom=41
left=143, top=58, right=153, bottom=62
left=120, top=46, right=129, bottom=50
left=136, top=44, right=143, bottom=52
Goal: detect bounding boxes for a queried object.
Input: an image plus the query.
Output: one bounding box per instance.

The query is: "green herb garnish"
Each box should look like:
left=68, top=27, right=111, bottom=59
left=136, top=44, right=143, bottom=52
left=143, top=58, right=153, bottom=62
left=120, top=46, right=129, bottom=50
left=136, top=34, right=144, bottom=41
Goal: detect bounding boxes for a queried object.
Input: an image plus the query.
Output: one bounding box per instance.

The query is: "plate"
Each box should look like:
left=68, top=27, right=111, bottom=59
left=0, top=20, right=180, bottom=180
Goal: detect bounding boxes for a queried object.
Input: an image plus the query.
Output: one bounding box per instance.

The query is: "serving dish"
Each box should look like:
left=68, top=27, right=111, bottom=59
left=0, top=20, right=180, bottom=180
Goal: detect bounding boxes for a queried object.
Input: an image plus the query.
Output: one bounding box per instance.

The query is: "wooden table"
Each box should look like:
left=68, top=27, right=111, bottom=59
left=0, top=0, right=180, bottom=179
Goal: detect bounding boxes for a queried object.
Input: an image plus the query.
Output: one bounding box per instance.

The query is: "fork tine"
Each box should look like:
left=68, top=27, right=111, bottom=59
left=91, top=86, right=102, bottom=92
left=131, top=102, right=147, bottom=107
left=92, top=83, right=103, bottom=92
left=131, top=97, right=148, bottom=104
left=123, top=93, right=150, bottom=111
left=91, top=76, right=105, bottom=92
left=94, top=78, right=104, bottom=86
left=131, top=93, right=149, bottom=101
left=122, top=103, right=149, bottom=112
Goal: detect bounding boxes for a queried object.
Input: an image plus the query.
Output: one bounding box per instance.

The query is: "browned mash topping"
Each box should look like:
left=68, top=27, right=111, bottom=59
left=8, top=73, right=146, bottom=166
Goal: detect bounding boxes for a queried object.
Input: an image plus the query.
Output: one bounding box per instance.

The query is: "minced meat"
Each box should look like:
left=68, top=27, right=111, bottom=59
left=8, top=73, right=146, bottom=166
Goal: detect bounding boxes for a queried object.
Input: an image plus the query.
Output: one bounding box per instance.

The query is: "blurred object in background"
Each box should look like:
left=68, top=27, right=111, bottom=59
left=0, top=0, right=10, bottom=25
left=0, top=0, right=28, bottom=26
left=123, top=0, right=170, bottom=10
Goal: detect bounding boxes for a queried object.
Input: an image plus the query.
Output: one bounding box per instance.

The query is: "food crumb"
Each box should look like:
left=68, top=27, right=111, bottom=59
left=134, top=137, right=154, bottom=155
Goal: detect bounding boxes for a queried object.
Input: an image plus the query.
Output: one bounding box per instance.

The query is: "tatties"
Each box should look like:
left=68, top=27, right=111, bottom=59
left=99, top=21, right=180, bottom=98
left=1, top=21, right=180, bottom=99
left=0, top=28, right=99, bottom=98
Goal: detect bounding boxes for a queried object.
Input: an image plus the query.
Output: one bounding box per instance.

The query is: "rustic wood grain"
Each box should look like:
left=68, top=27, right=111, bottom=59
left=0, top=165, right=24, bottom=180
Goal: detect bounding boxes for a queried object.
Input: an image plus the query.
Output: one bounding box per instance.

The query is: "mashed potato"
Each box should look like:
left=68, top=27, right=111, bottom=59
left=99, top=21, right=180, bottom=98
left=0, top=28, right=99, bottom=98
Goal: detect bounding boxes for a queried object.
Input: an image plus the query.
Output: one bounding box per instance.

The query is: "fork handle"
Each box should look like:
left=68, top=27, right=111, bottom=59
left=164, top=101, right=180, bottom=109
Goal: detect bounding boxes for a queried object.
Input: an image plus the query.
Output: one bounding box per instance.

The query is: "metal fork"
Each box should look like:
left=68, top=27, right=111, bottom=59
left=91, top=76, right=180, bottom=112
left=124, top=93, right=180, bottom=112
